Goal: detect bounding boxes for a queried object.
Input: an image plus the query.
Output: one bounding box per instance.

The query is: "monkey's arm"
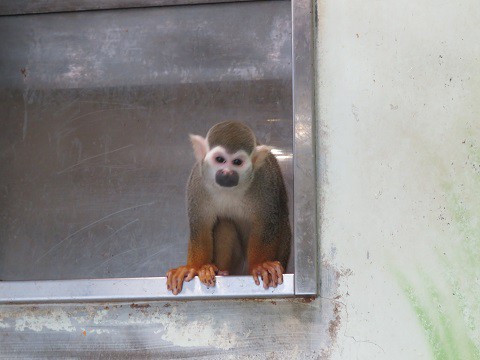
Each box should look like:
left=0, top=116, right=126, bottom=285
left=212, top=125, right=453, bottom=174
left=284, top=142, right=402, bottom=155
left=247, top=219, right=285, bottom=289
left=166, top=217, right=218, bottom=295
left=187, top=223, right=218, bottom=285
left=166, top=164, right=220, bottom=295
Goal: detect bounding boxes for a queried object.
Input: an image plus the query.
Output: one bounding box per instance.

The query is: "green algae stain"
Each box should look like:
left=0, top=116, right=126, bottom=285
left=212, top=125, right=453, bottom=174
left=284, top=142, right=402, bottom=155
left=445, top=144, right=480, bottom=267
left=394, top=142, right=480, bottom=360
left=395, top=271, right=447, bottom=360
left=394, top=269, right=480, bottom=360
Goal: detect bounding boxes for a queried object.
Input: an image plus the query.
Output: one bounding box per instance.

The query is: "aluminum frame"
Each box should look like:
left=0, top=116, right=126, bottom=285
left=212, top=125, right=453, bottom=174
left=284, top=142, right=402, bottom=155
left=0, top=0, right=316, bottom=303
left=0, top=0, right=259, bottom=16
left=292, top=0, right=317, bottom=295
left=0, top=275, right=294, bottom=303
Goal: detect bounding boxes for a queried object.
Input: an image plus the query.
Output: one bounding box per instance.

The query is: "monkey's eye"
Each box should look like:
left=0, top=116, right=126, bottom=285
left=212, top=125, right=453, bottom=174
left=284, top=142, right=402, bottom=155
left=215, top=156, right=226, bottom=164
left=232, top=159, right=243, bottom=166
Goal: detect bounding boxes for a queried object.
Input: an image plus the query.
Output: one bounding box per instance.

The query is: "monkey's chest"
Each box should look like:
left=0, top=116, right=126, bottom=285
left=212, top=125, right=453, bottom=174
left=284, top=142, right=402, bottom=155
left=211, top=192, right=251, bottom=223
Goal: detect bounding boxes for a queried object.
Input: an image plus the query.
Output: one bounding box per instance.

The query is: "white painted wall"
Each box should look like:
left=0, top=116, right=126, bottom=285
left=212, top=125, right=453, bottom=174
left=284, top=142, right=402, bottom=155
left=317, top=0, right=480, bottom=358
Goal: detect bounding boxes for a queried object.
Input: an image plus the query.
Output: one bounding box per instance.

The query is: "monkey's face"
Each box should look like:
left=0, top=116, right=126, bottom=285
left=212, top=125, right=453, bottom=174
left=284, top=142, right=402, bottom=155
left=203, top=146, right=253, bottom=189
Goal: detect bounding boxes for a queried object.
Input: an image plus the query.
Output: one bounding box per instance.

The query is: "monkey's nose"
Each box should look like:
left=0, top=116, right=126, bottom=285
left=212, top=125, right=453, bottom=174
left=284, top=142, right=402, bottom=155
left=220, top=169, right=234, bottom=176
left=215, top=169, right=239, bottom=187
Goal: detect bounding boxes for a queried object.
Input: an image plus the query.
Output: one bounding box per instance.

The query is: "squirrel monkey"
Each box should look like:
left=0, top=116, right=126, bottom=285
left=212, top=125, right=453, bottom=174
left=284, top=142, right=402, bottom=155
left=166, top=121, right=291, bottom=295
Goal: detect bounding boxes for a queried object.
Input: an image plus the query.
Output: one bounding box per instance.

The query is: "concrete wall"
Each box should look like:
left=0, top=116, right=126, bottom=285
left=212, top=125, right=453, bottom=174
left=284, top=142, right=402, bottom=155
left=1, top=0, right=479, bottom=358
left=317, top=0, right=480, bottom=358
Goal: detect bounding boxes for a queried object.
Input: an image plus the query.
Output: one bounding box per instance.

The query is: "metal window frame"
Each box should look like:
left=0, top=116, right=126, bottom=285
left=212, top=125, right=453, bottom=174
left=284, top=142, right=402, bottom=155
left=0, top=0, right=316, bottom=303
left=0, top=0, right=262, bottom=16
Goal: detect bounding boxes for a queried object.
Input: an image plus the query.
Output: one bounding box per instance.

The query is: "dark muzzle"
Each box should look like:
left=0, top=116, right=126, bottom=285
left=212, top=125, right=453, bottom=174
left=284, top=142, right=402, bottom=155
left=215, top=169, right=239, bottom=187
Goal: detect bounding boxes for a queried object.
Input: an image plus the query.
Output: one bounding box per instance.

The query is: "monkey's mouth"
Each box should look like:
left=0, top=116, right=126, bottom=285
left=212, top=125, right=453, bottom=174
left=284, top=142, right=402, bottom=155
left=215, top=170, right=239, bottom=187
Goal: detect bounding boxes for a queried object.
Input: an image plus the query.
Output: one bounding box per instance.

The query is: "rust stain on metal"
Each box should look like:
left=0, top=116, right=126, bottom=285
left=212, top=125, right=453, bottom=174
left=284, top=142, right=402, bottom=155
left=130, top=303, right=150, bottom=309
left=298, top=296, right=316, bottom=303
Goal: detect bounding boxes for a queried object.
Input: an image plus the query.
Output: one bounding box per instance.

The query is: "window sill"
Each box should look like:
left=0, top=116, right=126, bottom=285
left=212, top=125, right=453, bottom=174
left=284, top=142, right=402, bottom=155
left=0, top=274, right=294, bottom=303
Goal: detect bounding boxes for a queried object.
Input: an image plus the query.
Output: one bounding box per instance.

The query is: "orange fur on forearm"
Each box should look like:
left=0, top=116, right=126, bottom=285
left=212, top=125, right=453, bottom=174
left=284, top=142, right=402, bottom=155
left=247, top=234, right=279, bottom=273
left=187, top=228, right=214, bottom=268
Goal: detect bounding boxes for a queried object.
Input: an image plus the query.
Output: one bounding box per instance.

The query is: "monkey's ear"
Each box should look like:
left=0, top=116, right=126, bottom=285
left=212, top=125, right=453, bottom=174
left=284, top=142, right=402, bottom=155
left=189, top=134, right=209, bottom=162
left=252, top=145, right=272, bottom=168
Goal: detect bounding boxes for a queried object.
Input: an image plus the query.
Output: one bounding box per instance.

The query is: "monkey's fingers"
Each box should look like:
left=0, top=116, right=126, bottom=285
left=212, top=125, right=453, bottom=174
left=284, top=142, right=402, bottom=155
left=272, top=261, right=284, bottom=285
left=251, top=265, right=266, bottom=286
left=166, top=268, right=179, bottom=291
left=166, top=270, right=173, bottom=290
left=198, top=264, right=218, bottom=287
left=171, top=267, right=190, bottom=295
left=265, top=261, right=284, bottom=287
left=262, top=262, right=278, bottom=288
left=208, top=265, right=218, bottom=286
left=198, top=268, right=206, bottom=284
left=251, top=262, right=285, bottom=289
left=171, top=269, right=185, bottom=295
left=251, top=265, right=271, bottom=289
left=252, top=269, right=261, bottom=286
left=185, top=268, right=197, bottom=282
left=205, top=264, right=217, bottom=286
left=260, top=267, right=270, bottom=289
left=207, top=266, right=215, bottom=285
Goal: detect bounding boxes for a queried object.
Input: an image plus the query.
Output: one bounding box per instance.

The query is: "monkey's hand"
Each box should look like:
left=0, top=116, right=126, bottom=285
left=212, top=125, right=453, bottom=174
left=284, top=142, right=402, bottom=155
left=166, top=264, right=218, bottom=295
left=251, top=261, right=284, bottom=289
left=197, top=264, right=218, bottom=287
left=166, top=266, right=196, bottom=295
